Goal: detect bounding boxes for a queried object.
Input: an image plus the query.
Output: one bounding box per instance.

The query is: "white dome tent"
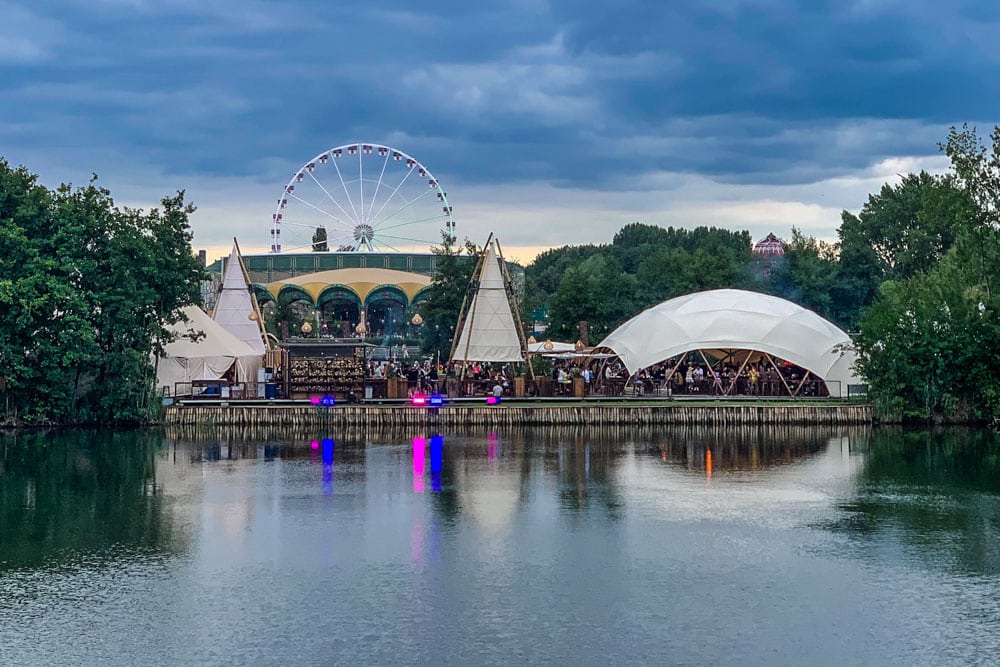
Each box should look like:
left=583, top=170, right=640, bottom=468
left=596, top=289, right=861, bottom=397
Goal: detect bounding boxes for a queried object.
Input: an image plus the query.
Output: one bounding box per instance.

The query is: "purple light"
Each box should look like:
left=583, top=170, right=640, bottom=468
left=429, top=394, right=444, bottom=407
left=411, top=394, right=428, bottom=406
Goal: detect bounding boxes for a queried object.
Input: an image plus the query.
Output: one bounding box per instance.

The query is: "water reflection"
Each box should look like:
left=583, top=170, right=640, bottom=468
left=4, top=424, right=1000, bottom=665
left=828, top=428, right=1000, bottom=576
left=0, top=430, right=186, bottom=573
left=651, top=424, right=844, bottom=474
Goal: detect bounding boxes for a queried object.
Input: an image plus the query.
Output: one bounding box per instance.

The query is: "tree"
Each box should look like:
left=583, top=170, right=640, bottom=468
left=836, top=172, right=975, bottom=329
left=547, top=254, right=638, bottom=342
left=0, top=160, right=205, bottom=425
left=766, top=228, right=840, bottom=324
left=522, top=243, right=602, bottom=318
left=853, top=250, right=1000, bottom=421
left=419, top=234, right=481, bottom=360
left=853, top=126, right=1000, bottom=421
left=312, top=226, right=328, bottom=252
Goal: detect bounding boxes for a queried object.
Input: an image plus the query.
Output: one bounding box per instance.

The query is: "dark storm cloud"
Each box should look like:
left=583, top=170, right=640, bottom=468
left=2, top=0, right=998, bottom=193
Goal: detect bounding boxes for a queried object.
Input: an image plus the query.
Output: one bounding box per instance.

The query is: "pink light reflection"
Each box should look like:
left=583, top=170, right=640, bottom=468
left=412, top=436, right=426, bottom=493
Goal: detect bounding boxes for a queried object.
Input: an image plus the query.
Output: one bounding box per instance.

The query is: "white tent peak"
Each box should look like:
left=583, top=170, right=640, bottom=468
left=450, top=234, right=527, bottom=364
left=596, top=289, right=860, bottom=397
left=213, top=243, right=266, bottom=355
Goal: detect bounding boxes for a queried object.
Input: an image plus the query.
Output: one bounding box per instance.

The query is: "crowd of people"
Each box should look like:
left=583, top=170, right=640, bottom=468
left=630, top=359, right=825, bottom=397
left=364, top=358, right=519, bottom=397
left=358, top=354, right=824, bottom=398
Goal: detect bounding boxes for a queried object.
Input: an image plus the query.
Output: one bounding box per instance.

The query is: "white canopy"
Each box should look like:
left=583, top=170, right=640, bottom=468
left=213, top=245, right=267, bottom=355
left=157, top=306, right=262, bottom=394
left=527, top=340, right=576, bottom=354
left=597, top=289, right=860, bottom=397
left=451, top=237, right=525, bottom=363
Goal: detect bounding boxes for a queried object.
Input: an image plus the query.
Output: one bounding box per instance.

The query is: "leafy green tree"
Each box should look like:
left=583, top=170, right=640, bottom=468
left=766, top=228, right=840, bottom=323
left=943, top=124, right=1000, bottom=301
left=854, top=126, right=1000, bottom=422
left=836, top=172, right=975, bottom=328
left=0, top=160, right=205, bottom=425
left=265, top=297, right=303, bottom=340
left=420, top=234, right=481, bottom=360
left=853, top=251, right=999, bottom=421
left=547, top=254, right=638, bottom=342
left=522, top=243, right=602, bottom=319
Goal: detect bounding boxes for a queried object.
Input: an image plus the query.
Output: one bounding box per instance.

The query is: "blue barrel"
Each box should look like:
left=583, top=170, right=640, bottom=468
left=265, top=383, right=277, bottom=399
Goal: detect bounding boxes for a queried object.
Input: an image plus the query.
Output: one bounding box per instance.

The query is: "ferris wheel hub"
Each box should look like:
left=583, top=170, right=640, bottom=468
left=354, top=224, right=374, bottom=245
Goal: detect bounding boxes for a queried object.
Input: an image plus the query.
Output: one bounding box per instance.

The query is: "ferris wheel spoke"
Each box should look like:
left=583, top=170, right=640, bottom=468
left=331, top=156, right=361, bottom=223
left=286, top=192, right=353, bottom=230
left=278, top=238, right=324, bottom=253
left=371, top=238, right=403, bottom=252
left=367, top=165, right=416, bottom=225
left=377, top=213, right=449, bottom=232
left=358, top=149, right=365, bottom=226
left=378, top=232, right=439, bottom=246
left=365, top=151, right=389, bottom=224
left=305, top=171, right=356, bottom=225
left=373, top=188, right=436, bottom=229
left=366, top=151, right=391, bottom=225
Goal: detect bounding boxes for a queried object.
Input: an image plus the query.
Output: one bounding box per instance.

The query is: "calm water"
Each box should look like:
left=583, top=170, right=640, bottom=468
left=1, top=425, right=999, bottom=666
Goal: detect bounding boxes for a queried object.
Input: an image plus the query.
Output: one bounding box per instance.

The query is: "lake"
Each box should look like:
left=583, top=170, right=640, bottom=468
left=2, top=425, right=999, bottom=665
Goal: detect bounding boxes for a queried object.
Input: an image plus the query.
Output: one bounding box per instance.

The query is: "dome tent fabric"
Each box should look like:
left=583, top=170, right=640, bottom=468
left=596, top=289, right=860, bottom=397
left=156, top=306, right=262, bottom=395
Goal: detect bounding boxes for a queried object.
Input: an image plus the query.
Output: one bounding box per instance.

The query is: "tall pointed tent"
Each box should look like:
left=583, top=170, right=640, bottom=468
left=450, top=234, right=527, bottom=364
left=213, top=242, right=267, bottom=355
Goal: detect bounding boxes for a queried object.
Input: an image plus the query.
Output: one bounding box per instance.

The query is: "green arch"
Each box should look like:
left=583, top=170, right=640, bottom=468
left=412, top=286, right=433, bottom=306
left=365, top=284, right=409, bottom=308
left=277, top=285, right=315, bottom=307
left=251, top=284, right=274, bottom=305
left=317, top=284, right=362, bottom=308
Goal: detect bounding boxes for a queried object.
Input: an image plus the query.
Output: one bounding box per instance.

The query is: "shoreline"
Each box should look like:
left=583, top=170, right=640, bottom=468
left=163, top=399, right=872, bottom=427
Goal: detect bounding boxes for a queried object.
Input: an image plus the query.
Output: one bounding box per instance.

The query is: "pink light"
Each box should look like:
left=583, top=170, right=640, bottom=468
left=412, top=437, right=426, bottom=493
left=486, top=396, right=499, bottom=405
left=310, top=396, right=320, bottom=405
left=310, top=440, right=319, bottom=450
left=411, top=394, right=428, bottom=406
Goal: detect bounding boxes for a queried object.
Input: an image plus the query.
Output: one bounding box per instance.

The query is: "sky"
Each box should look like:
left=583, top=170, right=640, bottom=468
left=2, top=0, right=997, bottom=264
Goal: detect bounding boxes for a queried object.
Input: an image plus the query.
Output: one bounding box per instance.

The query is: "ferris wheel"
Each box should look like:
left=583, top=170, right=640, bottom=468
left=270, top=144, right=455, bottom=253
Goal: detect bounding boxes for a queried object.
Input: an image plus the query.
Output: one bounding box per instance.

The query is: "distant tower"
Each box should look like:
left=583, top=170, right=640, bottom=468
left=753, top=233, right=785, bottom=257
left=752, top=233, right=784, bottom=280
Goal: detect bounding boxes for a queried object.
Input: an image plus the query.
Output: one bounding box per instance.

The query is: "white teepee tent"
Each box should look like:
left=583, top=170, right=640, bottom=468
left=450, top=234, right=527, bottom=363
left=212, top=243, right=267, bottom=355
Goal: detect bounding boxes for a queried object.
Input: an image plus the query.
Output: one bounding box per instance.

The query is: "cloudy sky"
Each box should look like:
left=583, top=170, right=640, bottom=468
left=2, top=0, right=995, bottom=263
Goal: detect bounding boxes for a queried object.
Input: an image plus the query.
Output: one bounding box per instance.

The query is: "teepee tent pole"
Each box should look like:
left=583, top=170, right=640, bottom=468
left=233, top=238, right=271, bottom=351
left=494, top=236, right=534, bottom=380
